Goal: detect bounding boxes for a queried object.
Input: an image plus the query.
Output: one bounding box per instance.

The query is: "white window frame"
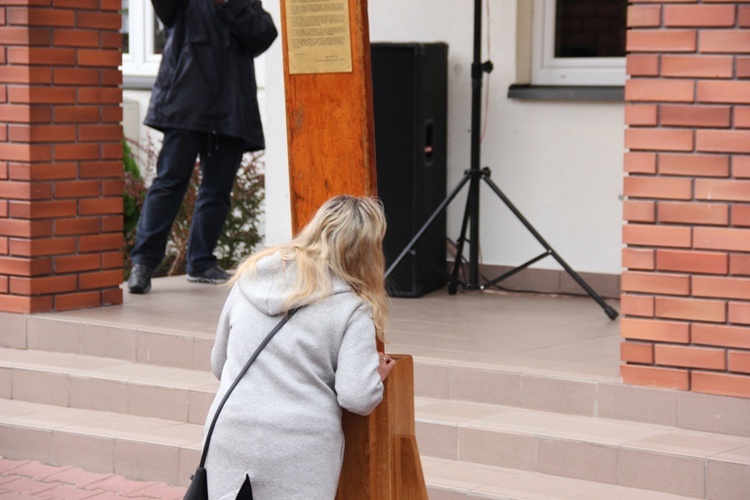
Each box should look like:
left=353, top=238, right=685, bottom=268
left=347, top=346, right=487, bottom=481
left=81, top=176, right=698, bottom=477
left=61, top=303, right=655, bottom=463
left=121, top=0, right=163, bottom=77
left=532, top=0, right=626, bottom=86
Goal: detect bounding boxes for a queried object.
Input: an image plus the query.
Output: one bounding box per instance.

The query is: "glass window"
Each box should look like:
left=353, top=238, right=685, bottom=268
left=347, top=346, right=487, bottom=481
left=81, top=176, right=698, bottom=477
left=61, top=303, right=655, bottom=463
left=154, top=17, right=166, bottom=55
left=121, top=0, right=130, bottom=54
left=121, top=0, right=162, bottom=76
left=533, top=0, right=627, bottom=86
left=555, top=0, right=626, bottom=58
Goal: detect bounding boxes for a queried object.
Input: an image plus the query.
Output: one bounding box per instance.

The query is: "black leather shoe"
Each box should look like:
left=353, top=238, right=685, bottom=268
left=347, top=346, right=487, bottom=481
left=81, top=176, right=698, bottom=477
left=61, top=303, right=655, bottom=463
left=128, top=264, right=154, bottom=294
left=187, top=264, right=231, bottom=284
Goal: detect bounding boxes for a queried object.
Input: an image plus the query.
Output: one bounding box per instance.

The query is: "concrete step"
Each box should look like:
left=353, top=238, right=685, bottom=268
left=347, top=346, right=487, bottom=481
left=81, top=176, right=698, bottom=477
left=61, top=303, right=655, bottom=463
left=414, top=397, right=750, bottom=499
left=2, top=348, right=749, bottom=498
left=4, top=344, right=750, bottom=440
left=2, top=287, right=749, bottom=499
left=1, top=310, right=214, bottom=372
left=413, top=357, right=750, bottom=438
left=8, top=312, right=750, bottom=439
left=0, top=347, right=218, bottom=424
left=421, top=457, right=694, bottom=500
left=0, top=398, right=201, bottom=487
left=0, top=399, right=703, bottom=500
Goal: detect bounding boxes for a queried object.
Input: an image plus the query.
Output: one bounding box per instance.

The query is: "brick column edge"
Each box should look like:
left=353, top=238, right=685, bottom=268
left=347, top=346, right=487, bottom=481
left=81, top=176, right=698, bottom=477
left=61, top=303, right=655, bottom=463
left=0, top=0, right=125, bottom=313
left=622, top=1, right=750, bottom=399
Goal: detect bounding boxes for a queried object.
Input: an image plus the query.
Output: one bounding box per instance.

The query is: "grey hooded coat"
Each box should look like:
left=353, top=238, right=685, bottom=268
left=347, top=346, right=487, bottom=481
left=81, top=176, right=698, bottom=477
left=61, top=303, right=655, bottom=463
left=204, top=253, right=384, bottom=499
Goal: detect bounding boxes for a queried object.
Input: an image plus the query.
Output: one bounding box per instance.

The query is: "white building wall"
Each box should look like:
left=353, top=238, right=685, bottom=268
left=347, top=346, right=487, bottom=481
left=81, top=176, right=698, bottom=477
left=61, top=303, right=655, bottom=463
left=264, top=0, right=624, bottom=275
left=125, top=0, right=624, bottom=276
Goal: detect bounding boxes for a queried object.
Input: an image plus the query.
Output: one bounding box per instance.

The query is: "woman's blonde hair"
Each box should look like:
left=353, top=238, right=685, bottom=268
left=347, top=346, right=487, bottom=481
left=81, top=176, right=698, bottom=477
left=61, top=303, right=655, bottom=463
left=232, top=195, right=388, bottom=339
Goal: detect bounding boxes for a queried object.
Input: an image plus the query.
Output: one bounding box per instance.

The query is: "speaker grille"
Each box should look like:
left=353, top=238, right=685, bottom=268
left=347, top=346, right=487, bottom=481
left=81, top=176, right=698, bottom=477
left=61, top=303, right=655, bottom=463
left=372, top=42, right=449, bottom=298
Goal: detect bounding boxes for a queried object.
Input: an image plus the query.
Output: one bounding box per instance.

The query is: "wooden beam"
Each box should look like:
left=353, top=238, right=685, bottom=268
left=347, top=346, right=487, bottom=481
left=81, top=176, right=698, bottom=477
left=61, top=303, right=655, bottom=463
left=280, top=0, right=377, bottom=233
left=336, top=355, right=427, bottom=499
left=280, top=2, right=427, bottom=497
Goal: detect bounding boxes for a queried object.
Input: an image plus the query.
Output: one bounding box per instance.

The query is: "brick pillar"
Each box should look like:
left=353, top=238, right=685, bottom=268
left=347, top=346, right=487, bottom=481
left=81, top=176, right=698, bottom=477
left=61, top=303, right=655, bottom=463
left=622, top=1, right=750, bottom=398
left=0, top=0, right=124, bottom=313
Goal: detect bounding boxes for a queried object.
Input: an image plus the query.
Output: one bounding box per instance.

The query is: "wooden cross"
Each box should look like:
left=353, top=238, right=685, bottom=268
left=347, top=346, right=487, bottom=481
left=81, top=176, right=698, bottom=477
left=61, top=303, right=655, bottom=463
left=280, top=0, right=377, bottom=232
left=279, top=0, right=427, bottom=497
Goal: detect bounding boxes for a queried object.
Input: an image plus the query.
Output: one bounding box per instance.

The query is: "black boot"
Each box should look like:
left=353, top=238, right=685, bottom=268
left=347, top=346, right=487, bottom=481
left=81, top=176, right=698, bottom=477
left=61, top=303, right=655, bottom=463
left=128, top=264, right=154, bottom=294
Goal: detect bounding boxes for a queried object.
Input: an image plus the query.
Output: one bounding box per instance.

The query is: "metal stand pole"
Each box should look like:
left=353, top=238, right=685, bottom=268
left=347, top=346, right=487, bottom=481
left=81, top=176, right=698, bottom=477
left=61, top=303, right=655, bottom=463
left=385, top=0, right=618, bottom=321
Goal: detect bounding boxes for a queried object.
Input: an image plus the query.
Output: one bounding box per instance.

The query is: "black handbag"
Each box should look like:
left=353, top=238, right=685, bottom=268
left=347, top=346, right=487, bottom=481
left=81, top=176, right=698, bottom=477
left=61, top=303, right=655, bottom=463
left=184, top=309, right=298, bottom=500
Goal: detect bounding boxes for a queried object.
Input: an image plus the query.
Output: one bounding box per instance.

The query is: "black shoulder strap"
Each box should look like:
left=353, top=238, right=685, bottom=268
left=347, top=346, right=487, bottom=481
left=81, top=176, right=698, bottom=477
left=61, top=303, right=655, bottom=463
left=199, top=308, right=298, bottom=467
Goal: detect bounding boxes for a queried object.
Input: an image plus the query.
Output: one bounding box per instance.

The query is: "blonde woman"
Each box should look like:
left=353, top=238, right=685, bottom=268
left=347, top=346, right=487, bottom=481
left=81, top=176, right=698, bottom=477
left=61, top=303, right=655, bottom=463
left=204, top=195, right=396, bottom=500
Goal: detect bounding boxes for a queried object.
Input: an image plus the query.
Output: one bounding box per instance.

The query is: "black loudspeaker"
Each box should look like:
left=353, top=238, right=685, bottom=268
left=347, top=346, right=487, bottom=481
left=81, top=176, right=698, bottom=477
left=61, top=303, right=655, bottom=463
left=372, top=42, right=448, bottom=298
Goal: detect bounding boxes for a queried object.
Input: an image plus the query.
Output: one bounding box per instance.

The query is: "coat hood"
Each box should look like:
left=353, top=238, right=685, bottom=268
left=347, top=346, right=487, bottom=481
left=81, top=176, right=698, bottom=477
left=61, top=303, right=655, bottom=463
left=236, top=252, right=352, bottom=316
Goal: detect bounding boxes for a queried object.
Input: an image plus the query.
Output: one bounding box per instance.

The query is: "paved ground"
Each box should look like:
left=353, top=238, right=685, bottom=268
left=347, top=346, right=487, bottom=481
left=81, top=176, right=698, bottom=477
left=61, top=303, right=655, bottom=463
left=0, top=459, right=186, bottom=499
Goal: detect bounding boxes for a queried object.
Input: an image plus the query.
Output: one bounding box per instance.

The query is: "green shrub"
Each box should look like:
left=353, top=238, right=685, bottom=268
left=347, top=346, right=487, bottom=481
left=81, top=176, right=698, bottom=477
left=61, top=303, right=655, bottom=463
left=123, top=140, right=146, bottom=279
left=122, top=137, right=265, bottom=278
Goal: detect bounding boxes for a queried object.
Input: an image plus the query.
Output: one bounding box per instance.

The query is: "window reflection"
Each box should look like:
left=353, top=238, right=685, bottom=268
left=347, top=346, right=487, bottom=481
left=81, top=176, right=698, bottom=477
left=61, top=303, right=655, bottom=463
left=554, top=0, right=626, bottom=58
left=154, top=16, right=166, bottom=55
left=121, top=0, right=130, bottom=54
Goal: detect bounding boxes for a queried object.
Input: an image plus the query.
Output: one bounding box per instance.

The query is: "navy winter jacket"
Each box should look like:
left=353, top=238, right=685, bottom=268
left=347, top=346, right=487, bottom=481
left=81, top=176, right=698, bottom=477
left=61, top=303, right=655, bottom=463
left=145, top=0, right=278, bottom=151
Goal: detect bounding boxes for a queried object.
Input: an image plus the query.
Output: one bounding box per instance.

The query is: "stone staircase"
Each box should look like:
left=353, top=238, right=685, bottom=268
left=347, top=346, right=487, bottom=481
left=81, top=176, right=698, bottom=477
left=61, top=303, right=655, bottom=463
left=1, top=289, right=750, bottom=499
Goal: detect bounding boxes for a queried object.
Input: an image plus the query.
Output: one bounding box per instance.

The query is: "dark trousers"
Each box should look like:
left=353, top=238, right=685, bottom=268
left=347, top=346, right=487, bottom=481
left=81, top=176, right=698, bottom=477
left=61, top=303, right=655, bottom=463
left=131, top=129, right=244, bottom=275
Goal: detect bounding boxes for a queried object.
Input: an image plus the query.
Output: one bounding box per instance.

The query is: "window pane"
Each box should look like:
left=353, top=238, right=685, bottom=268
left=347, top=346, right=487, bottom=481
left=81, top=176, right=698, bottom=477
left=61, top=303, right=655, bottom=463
left=154, top=16, right=166, bottom=54
left=121, top=0, right=129, bottom=54
left=554, top=0, right=626, bottom=58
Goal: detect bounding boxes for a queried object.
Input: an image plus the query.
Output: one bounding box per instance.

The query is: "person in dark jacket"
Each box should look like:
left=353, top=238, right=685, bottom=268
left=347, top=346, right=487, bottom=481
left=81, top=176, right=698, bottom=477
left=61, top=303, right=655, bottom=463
left=128, top=0, right=277, bottom=294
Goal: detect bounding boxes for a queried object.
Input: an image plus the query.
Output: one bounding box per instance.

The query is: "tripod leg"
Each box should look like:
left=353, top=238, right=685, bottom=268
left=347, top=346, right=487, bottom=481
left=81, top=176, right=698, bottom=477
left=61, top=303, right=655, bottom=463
left=448, top=183, right=475, bottom=294
left=385, top=172, right=472, bottom=280
left=481, top=175, right=619, bottom=320
left=552, top=250, right=619, bottom=320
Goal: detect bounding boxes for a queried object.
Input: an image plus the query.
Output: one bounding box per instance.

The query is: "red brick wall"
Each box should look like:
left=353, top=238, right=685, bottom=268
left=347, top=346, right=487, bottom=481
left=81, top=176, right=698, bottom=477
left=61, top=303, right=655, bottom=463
left=0, top=0, right=124, bottom=313
left=622, top=1, right=750, bottom=398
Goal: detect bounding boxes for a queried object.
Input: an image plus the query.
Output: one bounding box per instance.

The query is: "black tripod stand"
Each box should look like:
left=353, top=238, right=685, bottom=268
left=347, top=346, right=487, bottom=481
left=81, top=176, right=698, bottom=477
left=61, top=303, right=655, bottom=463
left=383, top=0, right=618, bottom=321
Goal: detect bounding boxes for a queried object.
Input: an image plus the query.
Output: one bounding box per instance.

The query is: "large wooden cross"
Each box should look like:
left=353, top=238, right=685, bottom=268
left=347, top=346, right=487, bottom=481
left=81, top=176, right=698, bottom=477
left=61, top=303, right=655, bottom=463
left=279, top=0, right=427, bottom=497
left=280, top=0, right=377, bottom=231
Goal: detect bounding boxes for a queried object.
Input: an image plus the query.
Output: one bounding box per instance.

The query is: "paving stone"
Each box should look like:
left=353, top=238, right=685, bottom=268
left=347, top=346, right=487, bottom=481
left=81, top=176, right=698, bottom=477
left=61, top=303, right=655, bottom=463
left=42, top=468, right=114, bottom=488
left=35, top=484, right=104, bottom=500
left=1, top=476, right=57, bottom=495
left=82, top=476, right=155, bottom=496
left=0, top=475, right=19, bottom=486
left=7, top=461, right=70, bottom=481
left=0, top=460, right=169, bottom=499
left=0, top=459, right=31, bottom=475
left=0, top=492, right=36, bottom=500
left=127, top=482, right=185, bottom=499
